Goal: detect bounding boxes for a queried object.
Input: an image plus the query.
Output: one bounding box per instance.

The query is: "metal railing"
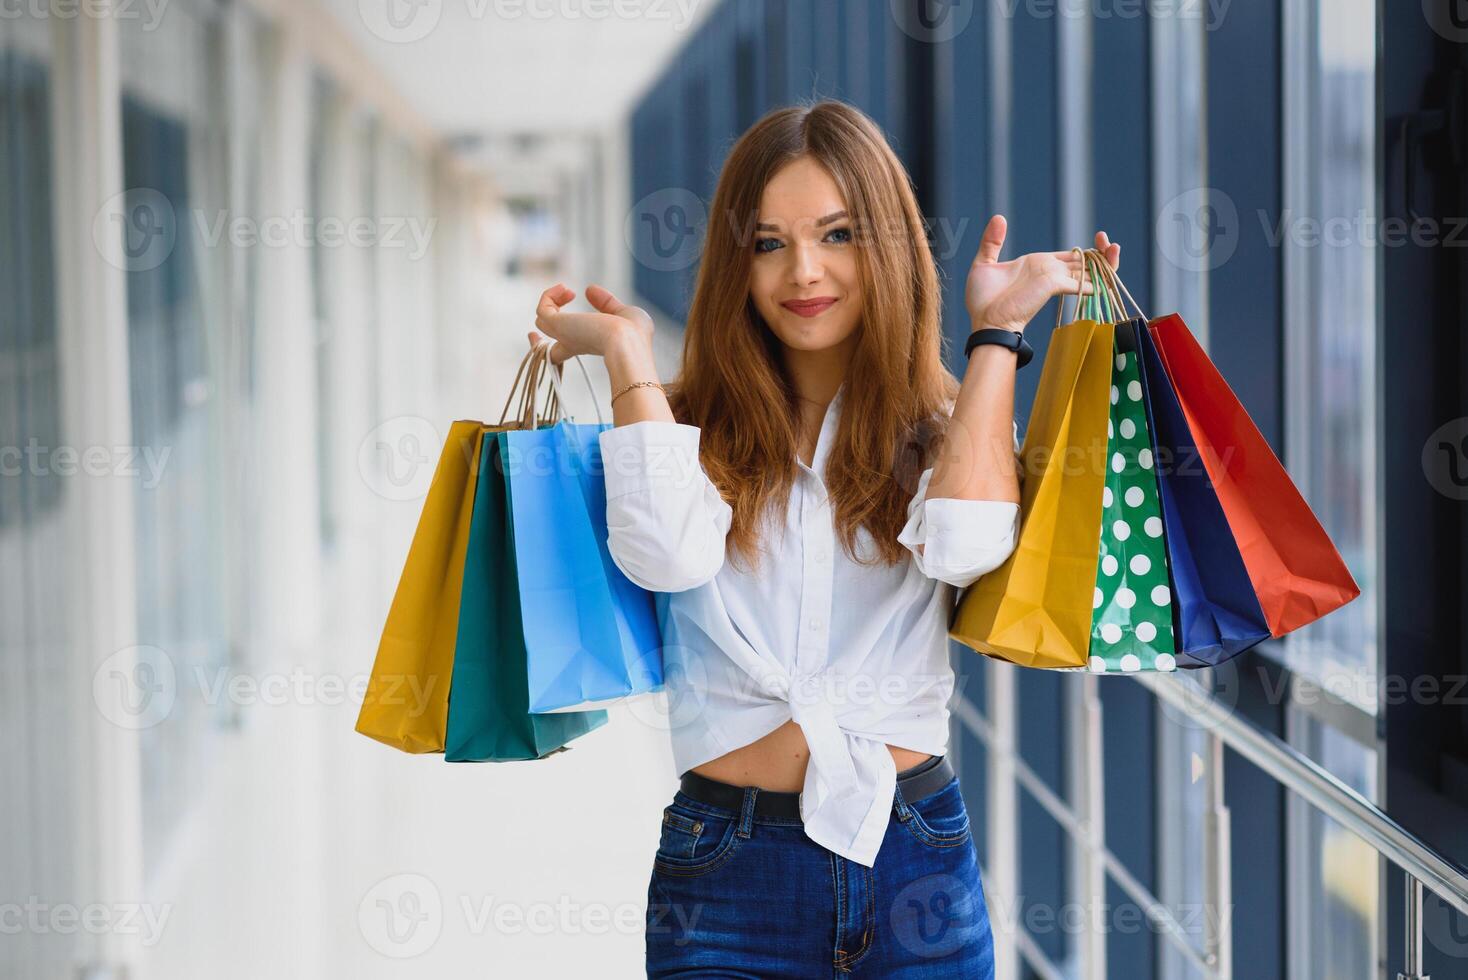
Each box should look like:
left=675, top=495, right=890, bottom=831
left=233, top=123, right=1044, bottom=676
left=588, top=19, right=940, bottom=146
left=956, top=666, right=1468, bottom=980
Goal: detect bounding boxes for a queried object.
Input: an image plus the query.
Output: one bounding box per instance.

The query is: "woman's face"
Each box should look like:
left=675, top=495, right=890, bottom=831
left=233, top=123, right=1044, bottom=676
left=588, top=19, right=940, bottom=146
left=748, top=156, right=864, bottom=355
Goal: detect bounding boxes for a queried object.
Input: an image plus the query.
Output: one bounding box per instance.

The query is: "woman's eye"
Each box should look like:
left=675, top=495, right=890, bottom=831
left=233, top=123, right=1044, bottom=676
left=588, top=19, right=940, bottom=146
left=825, top=226, right=852, bottom=245
left=754, top=237, right=782, bottom=254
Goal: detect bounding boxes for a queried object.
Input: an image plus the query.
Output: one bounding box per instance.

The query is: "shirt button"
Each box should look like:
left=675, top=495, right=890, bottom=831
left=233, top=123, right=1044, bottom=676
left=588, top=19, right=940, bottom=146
left=809, top=618, right=823, bottom=631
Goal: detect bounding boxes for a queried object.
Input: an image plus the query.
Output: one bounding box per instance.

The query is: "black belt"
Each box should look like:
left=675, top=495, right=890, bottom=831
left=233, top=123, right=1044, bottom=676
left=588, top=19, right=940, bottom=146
left=677, top=754, right=954, bottom=820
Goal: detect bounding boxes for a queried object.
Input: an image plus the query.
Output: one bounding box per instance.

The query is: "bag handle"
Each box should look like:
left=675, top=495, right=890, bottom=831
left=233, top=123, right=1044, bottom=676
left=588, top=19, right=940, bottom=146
left=535, top=340, right=605, bottom=426
left=1055, top=246, right=1093, bottom=327
left=1082, top=250, right=1119, bottom=323
left=498, top=343, right=564, bottom=428
left=1087, top=247, right=1149, bottom=321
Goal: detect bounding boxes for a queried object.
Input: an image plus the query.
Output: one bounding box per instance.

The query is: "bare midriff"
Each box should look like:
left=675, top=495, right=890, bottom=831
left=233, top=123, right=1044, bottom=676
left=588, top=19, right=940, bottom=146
left=687, top=718, right=934, bottom=793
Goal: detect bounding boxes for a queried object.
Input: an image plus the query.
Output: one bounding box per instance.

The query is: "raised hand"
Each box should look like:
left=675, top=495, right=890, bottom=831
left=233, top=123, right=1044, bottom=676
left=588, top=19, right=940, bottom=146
left=964, top=216, right=1121, bottom=334
left=528, top=283, right=656, bottom=366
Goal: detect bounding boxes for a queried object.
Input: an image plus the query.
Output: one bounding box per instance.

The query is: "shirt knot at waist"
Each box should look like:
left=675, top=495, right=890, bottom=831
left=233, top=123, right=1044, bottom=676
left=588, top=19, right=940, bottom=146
left=787, top=678, right=860, bottom=799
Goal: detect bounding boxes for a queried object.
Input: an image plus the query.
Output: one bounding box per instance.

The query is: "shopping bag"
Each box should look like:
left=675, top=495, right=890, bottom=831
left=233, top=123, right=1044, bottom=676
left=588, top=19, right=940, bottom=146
left=950, top=268, right=1113, bottom=669
left=503, top=356, right=663, bottom=714
left=444, top=431, right=608, bottom=761
left=1133, top=317, right=1271, bottom=666
left=356, top=343, right=573, bottom=754
left=1103, top=261, right=1361, bottom=637
left=356, top=420, right=484, bottom=753
left=1080, top=256, right=1178, bottom=674
left=1148, top=314, right=1361, bottom=636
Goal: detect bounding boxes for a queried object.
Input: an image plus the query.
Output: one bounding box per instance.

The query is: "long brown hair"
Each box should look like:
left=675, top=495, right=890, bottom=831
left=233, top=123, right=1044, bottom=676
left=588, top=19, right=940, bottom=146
left=663, top=98, right=960, bottom=573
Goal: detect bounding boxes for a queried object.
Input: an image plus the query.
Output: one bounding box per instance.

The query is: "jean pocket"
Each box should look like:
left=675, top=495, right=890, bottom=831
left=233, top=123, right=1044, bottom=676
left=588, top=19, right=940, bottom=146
left=653, top=795, right=740, bottom=877
left=900, top=777, right=972, bottom=848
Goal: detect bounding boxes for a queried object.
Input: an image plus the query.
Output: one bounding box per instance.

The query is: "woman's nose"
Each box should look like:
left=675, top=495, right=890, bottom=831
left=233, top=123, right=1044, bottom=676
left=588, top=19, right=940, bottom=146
left=788, top=242, right=823, bottom=285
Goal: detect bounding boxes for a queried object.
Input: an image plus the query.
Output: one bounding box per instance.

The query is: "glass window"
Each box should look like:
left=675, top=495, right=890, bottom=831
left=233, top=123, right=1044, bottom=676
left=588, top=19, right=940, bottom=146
left=117, top=0, right=231, bottom=875
left=1280, top=0, right=1379, bottom=711
left=1287, top=710, right=1380, bottom=979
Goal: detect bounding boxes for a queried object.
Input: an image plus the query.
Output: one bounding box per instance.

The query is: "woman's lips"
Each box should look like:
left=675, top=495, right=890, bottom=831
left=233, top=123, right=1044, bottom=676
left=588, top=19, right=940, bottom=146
left=781, top=297, right=838, bottom=317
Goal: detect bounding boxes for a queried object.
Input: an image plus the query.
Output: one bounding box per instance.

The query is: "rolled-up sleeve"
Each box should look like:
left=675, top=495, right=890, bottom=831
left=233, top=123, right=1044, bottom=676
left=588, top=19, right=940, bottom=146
left=598, top=420, right=732, bottom=593
left=896, top=419, right=1023, bottom=589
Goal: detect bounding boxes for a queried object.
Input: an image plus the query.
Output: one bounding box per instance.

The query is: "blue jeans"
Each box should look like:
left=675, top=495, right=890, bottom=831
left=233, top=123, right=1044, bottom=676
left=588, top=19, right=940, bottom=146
left=645, top=763, right=996, bottom=977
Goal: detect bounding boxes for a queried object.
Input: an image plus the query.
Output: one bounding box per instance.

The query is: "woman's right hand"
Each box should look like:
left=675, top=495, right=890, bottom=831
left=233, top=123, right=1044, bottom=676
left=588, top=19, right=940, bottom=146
left=529, top=283, right=654, bottom=367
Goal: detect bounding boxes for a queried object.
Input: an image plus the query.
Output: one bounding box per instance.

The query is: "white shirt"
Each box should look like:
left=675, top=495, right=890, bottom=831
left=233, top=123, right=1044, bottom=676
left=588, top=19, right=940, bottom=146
left=596, top=379, right=1022, bottom=867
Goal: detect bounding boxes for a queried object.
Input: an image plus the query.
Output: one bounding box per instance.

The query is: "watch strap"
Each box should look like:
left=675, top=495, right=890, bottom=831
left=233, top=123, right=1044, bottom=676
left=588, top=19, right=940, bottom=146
left=965, top=327, right=1034, bottom=369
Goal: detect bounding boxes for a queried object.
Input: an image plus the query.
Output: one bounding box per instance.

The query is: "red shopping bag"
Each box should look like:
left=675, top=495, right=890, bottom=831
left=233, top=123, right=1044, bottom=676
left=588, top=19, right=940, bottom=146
left=1147, top=314, right=1361, bottom=636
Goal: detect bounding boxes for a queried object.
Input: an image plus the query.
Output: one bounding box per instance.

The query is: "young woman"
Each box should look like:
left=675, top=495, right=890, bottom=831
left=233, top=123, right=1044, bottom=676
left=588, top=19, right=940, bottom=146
left=530, top=99, right=1117, bottom=978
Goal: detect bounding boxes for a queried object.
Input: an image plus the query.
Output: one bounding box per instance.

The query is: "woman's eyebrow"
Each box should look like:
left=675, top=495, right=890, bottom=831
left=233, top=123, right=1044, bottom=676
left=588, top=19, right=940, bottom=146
left=755, top=210, right=850, bottom=232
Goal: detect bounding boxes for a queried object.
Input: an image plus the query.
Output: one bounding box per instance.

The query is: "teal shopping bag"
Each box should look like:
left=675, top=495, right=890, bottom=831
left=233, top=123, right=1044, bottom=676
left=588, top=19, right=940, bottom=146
left=443, top=429, right=608, bottom=761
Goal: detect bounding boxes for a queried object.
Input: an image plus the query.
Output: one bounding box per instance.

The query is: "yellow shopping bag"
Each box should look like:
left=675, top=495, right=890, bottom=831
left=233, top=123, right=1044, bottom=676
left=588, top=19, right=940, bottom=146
left=949, top=309, right=1114, bottom=669
left=356, top=420, right=486, bottom=752
left=356, top=345, right=564, bottom=753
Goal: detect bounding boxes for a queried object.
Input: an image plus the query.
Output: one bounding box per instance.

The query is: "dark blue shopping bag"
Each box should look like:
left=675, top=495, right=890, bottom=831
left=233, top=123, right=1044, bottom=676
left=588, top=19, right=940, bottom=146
left=501, top=421, right=663, bottom=712
left=1130, top=320, right=1272, bottom=667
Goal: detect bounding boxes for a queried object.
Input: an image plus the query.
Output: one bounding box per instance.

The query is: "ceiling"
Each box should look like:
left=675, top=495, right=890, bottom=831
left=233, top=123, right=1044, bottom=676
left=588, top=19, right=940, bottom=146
left=321, top=0, right=717, bottom=138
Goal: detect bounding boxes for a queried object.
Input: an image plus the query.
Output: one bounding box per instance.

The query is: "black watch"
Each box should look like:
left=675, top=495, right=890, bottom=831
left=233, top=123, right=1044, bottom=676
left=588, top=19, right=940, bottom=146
left=964, top=327, right=1034, bottom=369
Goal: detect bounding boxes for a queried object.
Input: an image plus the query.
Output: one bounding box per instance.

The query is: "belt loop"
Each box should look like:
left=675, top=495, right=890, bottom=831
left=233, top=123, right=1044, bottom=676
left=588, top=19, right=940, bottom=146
left=892, top=775, right=912, bottom=821
left=737, top=785, right=758, bottom=838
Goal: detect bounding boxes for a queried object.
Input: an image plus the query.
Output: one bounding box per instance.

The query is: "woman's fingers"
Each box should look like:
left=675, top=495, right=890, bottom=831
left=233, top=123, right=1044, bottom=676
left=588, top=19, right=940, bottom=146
left=973, top=214, right=1007, bottom=266
left=535, top=283, right=575, bottom=326
left=585, top=283, right=624, bottom=314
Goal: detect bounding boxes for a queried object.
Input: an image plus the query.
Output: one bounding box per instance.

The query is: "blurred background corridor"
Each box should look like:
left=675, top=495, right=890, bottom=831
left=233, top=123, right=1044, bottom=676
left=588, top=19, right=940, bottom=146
left=4, top=1, right=1468, bottom=978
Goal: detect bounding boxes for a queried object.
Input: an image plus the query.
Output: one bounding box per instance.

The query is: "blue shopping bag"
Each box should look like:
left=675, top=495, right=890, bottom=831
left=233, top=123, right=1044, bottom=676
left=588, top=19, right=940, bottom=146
left=443, top=428, right=610, bottom=761
left=501, top=416, right=663, bottom=714
left=1131, top=320, right=1272, bottom=667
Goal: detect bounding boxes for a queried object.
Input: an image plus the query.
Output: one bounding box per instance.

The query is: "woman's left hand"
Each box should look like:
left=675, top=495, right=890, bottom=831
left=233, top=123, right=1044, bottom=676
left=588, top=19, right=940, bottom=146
left=964, top=216, right=1120, bottom=334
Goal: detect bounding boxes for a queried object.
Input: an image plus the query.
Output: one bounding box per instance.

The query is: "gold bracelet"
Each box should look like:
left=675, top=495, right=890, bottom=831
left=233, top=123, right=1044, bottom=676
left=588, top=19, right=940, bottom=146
left=611, top=379, right=665, bottom=405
